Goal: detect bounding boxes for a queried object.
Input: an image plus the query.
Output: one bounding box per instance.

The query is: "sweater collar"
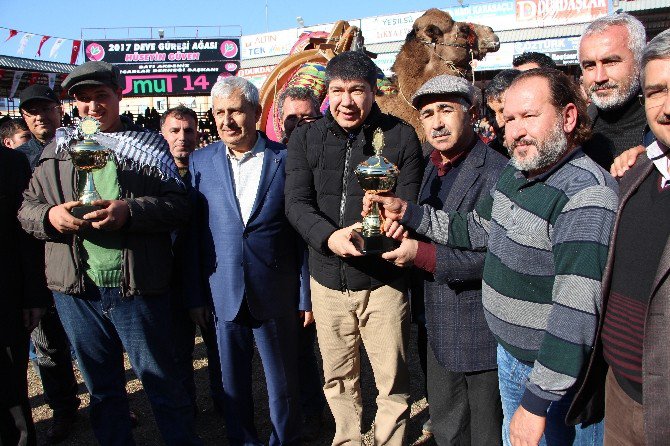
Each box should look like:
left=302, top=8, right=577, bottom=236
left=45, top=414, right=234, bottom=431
left=515, top=146, right=585, bottom=186
left=591, top=89, right=644, bottom=125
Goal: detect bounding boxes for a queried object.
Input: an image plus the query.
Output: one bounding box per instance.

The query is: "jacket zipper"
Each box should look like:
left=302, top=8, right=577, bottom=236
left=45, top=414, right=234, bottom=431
left=71, top=167, right=85, bottom=293
left=337, top=134, right=356, bottom=291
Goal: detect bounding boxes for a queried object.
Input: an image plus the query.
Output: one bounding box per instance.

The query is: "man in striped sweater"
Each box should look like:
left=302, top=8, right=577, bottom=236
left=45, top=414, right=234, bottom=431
left=365, top=68, right=618, bottom=446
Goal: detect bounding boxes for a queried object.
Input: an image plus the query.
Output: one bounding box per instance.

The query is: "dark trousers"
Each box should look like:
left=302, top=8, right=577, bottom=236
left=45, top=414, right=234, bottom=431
left=297, top=322, right=326, bottom=416
left=30, top=305, right=80, bottom=416
left=0, top=332, right=36, bottom=446
left=172, top=305, right=224, bottom=409
left=216, top=302, right=302, bottom=446
left=54, top=286, right=202, bottom=446
left=427, top=344, right=502, bottom=446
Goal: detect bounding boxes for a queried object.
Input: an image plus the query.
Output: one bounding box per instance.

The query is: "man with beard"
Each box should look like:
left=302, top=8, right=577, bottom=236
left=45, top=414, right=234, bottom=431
left=568, top=28, right=670, bottom=445
left=364, top=68, right=617, bottom=445
left=579, top=13, right=648, bottom=170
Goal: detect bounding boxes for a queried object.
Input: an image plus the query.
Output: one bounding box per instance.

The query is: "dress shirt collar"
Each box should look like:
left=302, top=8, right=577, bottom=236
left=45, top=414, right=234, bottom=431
left=645, top=140, right=670, bottom=188
left=226, top=132, right=265, bottom=162
left=429, top=148, right=468, bottom=177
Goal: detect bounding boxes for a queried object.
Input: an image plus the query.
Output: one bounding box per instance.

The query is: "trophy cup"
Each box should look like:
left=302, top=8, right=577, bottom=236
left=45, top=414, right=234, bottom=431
left=354, top=128, right=400, bottom=255
left=68, top=117, right=110, bottom=219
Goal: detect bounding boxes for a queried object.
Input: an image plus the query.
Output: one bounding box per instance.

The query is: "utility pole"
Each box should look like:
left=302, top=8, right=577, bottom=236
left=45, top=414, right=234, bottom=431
left=265, top=0, right=269, bottom=32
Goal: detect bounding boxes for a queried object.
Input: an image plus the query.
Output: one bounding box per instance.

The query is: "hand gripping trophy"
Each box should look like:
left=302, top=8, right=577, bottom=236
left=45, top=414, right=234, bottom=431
left=55, top=116, right=185, bottom=220
left=354, top=128, right=400, bottom=254
left=68, top=117, right=110, bottom=219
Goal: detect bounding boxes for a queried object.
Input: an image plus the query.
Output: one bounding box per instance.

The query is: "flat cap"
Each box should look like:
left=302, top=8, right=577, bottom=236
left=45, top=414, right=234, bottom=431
left=411, top=75, right=475, bottom=108
left=62, top=61, right=120, bottom=95
left=19, top=84, right=60, bottom=109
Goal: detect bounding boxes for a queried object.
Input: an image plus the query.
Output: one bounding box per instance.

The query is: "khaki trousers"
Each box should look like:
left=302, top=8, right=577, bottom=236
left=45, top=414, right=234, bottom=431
left=310, top=278, right=410, bottom=446
left=604, top=369, right=645, bottom=446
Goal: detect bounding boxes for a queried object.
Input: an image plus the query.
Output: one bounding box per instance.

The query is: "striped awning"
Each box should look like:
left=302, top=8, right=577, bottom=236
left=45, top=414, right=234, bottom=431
left=0, top=55, right=75, bottom=74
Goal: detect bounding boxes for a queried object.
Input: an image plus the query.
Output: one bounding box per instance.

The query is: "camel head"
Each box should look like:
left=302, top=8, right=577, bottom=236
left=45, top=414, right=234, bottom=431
left=391, top=9, right=499, bottom=94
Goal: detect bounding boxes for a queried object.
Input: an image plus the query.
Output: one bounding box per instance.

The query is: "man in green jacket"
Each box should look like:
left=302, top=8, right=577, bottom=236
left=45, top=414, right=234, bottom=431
left=18, top=61, right=201, bottom=446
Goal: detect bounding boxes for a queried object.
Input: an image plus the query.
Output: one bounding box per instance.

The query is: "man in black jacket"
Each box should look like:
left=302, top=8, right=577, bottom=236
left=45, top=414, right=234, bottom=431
left=579, top=13, right=648, bottom=170
left=0, top=147, right=50, bottom=445
left=16, top=84, right=81, bottom=444
left=285, top=51, right=423, bottom=445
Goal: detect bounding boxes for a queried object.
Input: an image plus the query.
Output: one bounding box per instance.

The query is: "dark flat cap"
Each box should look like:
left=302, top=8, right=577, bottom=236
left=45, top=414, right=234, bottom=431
left=62, top=61, right=120, bottom=95
left=411, top=75, right=475, bottom=108
left=19, top=84, right=60, bottom=109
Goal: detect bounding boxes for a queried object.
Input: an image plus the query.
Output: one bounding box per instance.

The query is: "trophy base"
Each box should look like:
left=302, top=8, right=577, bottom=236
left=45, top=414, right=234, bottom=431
left=71, top=204, right=103, bottom=220
left=353, top=229, right=400, bottom=255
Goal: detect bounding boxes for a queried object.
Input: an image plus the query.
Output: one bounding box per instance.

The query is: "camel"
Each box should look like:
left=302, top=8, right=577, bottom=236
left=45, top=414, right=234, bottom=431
left=377, top=8, right=500, bottom=137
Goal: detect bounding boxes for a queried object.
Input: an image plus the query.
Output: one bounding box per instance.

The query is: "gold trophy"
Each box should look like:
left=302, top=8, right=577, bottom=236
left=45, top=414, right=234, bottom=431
left=68, top=117, right=110, bottom=219
left=354, top=128, right=400, bottom=255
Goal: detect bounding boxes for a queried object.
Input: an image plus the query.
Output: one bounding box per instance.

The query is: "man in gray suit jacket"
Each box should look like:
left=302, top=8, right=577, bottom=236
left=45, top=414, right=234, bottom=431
left=381, top=75, right=507, bottom=444
left=569, top=28, right=670, bottom=445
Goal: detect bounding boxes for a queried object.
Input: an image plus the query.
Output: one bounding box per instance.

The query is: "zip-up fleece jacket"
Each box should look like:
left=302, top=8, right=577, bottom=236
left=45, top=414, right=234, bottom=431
left=285, top=103, right=423, bottom=292
left=17, top=132, right=189, bottom=298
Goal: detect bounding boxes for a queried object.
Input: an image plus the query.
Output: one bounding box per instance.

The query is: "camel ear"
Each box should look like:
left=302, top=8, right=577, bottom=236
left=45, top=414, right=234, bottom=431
left=405, top=29, right=416, bottom=43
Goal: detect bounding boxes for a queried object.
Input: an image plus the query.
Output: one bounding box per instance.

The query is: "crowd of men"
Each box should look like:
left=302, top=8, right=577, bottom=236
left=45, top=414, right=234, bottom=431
left=0, top=10, right=668, bottom=446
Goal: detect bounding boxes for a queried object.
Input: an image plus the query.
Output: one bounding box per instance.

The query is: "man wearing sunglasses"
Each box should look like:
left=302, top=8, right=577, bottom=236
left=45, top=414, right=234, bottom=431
left=17, top=85, right=63, bottom=169
left=275, top=87, right=327, bottom=439
left=278, top=86, right=322, bottom=144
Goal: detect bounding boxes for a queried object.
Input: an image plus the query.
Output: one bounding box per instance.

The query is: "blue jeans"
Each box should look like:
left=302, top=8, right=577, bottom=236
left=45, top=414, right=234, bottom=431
left=54, top=285, right=202, bottom=446
left=497, top=345, right=603, bottom=446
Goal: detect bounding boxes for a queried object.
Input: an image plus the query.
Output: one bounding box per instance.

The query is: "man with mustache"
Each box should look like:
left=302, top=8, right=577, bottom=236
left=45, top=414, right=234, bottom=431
left=382, top=74, right=507, bottom=444
left=365, top=68, right=617, bottom=445
left=579, top=13, right=648, bottom=170
left=568, top=28, right=670, bottom=445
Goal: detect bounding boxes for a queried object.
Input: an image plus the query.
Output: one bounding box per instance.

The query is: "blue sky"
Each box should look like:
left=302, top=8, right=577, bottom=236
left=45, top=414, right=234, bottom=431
left=1, top=0, right=456, bottom=39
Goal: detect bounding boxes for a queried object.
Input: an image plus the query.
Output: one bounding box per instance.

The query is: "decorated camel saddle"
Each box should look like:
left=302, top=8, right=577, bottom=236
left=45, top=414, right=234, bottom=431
left=259, top=21, right=362, bottom=141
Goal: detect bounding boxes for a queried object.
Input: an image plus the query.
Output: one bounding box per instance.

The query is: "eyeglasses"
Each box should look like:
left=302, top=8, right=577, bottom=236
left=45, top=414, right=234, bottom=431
left=21, top=104, right=61, bottom=117
left=640, top=88, right=668, bottom=109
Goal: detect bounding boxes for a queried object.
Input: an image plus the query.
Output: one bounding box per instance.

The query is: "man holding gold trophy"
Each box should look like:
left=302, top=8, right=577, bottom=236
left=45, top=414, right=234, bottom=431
left=285, top=51, right=423, bottom=445
left=18, top=61, right=201, bottom=446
